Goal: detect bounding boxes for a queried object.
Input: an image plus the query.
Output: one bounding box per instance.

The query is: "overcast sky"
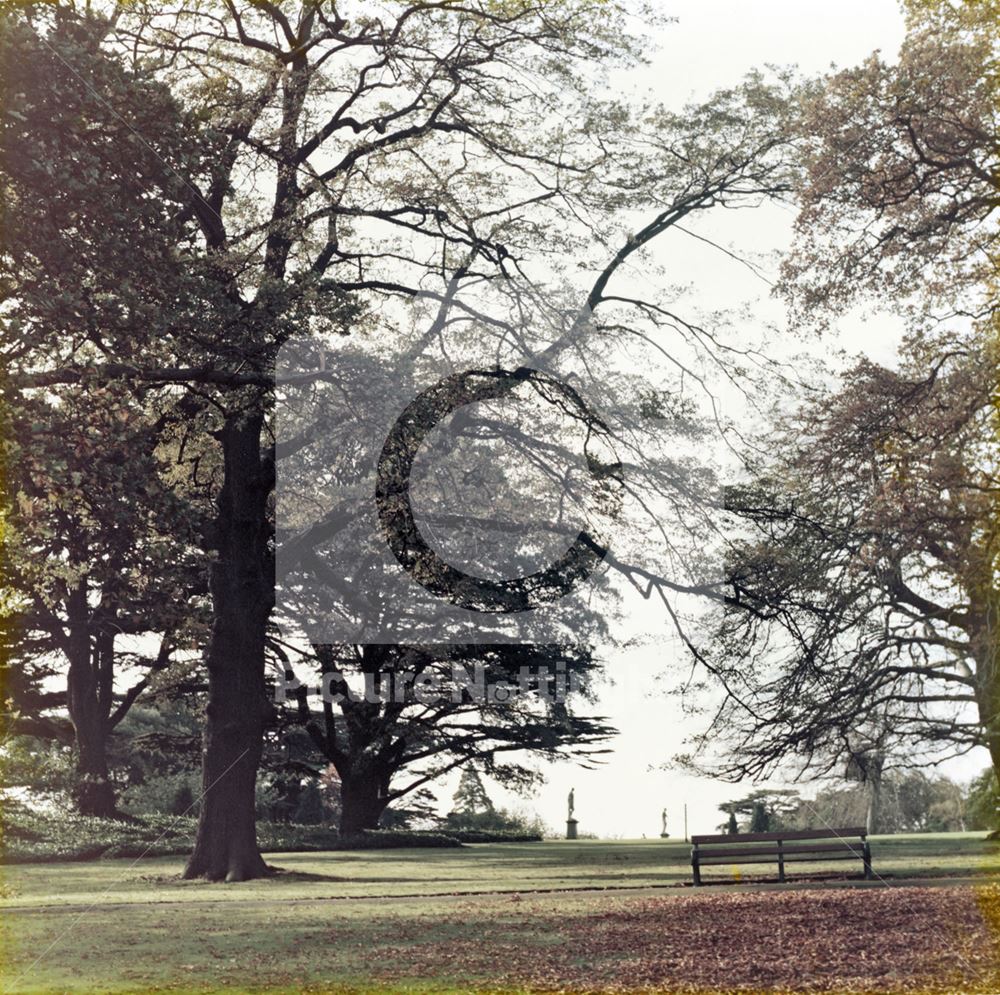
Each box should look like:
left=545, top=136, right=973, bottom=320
left=471, top=0, right=992, bottom=840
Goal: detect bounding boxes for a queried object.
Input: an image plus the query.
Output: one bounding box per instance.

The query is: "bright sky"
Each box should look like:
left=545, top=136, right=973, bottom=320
left=471, top=0, right=992, bottom=839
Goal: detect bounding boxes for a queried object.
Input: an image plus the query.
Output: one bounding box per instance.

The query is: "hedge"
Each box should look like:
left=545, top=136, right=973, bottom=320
left=0, top=808, right=461, bottom=863
left=431, top=829, right=542, bottom=843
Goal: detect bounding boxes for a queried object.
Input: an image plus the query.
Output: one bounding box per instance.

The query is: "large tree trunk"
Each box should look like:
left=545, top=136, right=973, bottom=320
left=973, top=599, right=1000, bottom=832
left=338, top=770, right=389, bottom=837
left=66, top=582, right=117, bottom=818
left=71, top=721, right=117, bottom=818
left=185, top=413, right=272, bottom=882
left=981, top=705, right=1000, bottom=833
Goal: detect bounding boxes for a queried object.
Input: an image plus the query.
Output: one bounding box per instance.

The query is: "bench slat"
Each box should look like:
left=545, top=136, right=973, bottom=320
left=691, top=827, right=867, bottom=845
left=694, top=842, right=865, bottom=860
left=698, top=852, right=862, bottom=866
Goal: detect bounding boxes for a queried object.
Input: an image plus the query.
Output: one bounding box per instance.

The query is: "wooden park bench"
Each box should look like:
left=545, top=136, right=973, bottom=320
left=690, top=827, right=873, bottom=885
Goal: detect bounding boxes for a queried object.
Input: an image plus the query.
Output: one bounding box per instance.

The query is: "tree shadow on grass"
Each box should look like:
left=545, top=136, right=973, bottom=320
left=264, top=867, right=349, bottom=883
left=137, top=867, right=348, bottom=886
left=142, top=867, right=442, bottom=887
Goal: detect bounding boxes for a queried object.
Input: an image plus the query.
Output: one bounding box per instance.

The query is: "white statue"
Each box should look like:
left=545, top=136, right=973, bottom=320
left=568, top=787, right=575, bottom=820
left=661, top=808, right=668, bottom=835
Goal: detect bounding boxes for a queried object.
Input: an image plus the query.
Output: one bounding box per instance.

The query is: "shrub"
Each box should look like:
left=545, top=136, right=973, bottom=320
left=966, top=768, right=1000, bottom=832
left=0, top=809, right=462, bottom=863
left=119, top=772, right=200, bottom=818
left=291, top=781, right=326, bottom=825
left=749, top=801, right=771, bottom=833
left=442, top=805, right=548, bottom=837
left=0, top=810, right=196, bottom=863
left=170, top=784, right=196, bottom=817
left=255, top=820, right=341, bottom=853
left=336, top=830, right=462, bottom=850
left=440, top=829, right=542, bottom=843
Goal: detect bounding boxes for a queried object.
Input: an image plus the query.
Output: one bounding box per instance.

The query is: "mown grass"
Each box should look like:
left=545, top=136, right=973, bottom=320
left=2, top=833, right=998, bottom=909
left=2, top=834, right=999, bottom=994
left=7, top=889, right=581, bottom=994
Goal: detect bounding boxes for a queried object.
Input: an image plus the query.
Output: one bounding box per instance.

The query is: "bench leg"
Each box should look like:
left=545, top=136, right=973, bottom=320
left=863, top=841, right=873, bottom=880
left=692, top=855, right=702, bottom=886
left=777, top=848, right=786, bottom=883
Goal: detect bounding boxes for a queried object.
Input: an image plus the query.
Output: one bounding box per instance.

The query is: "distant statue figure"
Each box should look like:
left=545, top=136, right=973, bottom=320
left=568, top=788, right=575, bottom=820
left=661, top=808, right=668, bottom=835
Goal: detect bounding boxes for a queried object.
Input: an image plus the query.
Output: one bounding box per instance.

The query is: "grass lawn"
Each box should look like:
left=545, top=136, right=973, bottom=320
left=3, top=834, right=1000, bottom=994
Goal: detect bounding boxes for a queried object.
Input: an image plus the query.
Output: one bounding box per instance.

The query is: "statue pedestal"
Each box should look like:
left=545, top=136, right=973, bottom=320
left=659, top=833, right=670, bottom=839
left=566, top=818, right=578, bottom=840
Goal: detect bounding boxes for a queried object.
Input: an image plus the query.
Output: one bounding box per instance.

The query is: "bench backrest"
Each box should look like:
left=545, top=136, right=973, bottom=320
left=691, top=827, right=867, bottom=846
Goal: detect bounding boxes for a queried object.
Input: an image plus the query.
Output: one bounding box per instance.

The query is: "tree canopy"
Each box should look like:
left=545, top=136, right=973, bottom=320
left=682, top=0, right=999, bottom=798
left=3, top=1, right=797, bottom=879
